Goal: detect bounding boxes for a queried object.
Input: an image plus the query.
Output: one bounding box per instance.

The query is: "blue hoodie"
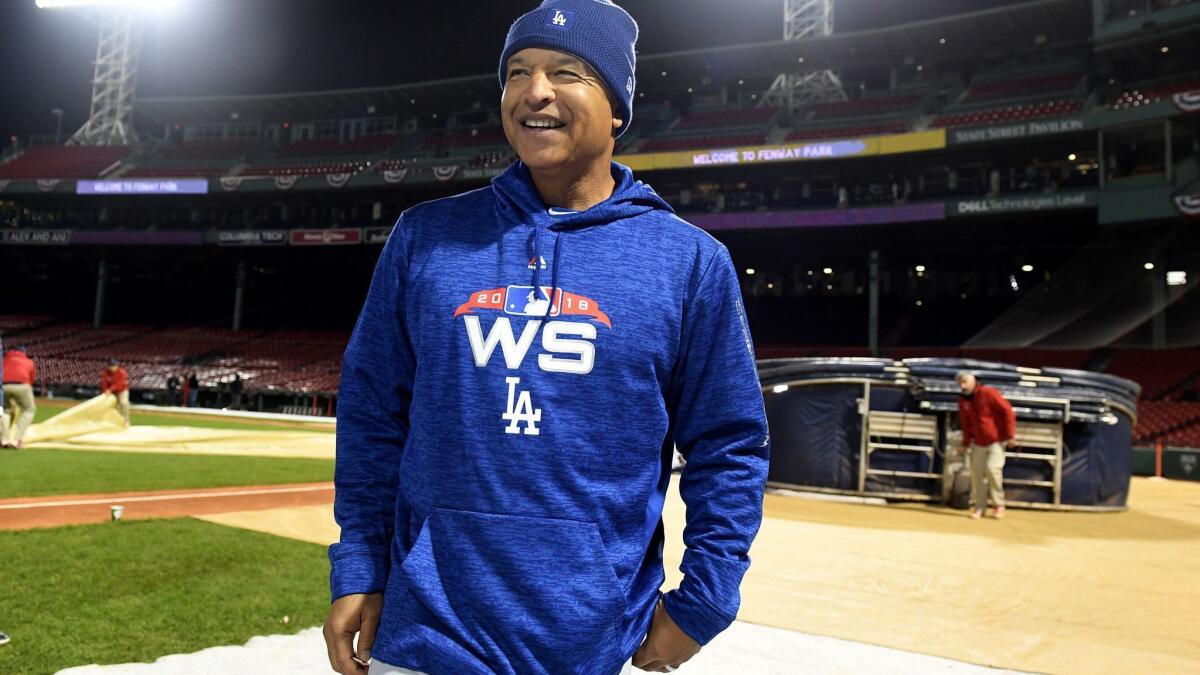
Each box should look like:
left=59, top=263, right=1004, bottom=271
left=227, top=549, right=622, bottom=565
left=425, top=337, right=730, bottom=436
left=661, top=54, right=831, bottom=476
left=331, top=161, right=769, bottom=675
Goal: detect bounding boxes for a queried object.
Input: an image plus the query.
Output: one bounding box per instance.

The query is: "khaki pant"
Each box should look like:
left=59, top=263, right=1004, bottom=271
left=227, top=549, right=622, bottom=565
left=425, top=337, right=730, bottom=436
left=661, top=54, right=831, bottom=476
left=2, top=383, right=36, bottom=445
left=969, top=441, right=1006, bottom=511
left=369, top=658, right=634, bottom=675
left=115, top=390, right=130, bottom=424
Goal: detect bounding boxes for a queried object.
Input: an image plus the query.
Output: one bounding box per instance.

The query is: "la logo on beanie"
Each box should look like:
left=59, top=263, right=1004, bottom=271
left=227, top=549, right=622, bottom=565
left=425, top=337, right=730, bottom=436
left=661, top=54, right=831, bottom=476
left=547, top=8, right=573, bottom=29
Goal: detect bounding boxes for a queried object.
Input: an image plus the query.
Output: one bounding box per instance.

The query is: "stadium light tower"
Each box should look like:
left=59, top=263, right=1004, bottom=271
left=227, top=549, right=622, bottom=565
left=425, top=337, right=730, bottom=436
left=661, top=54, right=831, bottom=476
left=35, top=0, right=180, bottom=146
left=761, top=0, right=847, bottom=116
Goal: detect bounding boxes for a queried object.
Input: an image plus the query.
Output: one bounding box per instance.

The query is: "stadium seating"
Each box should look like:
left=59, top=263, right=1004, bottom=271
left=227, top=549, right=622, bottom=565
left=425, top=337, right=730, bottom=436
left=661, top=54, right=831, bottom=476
left=468, top=150, right=514, bottom=168
left=964, top=72, right=1079, bottom=103
left=1160, top=421, right=1200, bottom=448
left=0, top=315, right=54, bottom=333
left=159, top=140, right=255, bottom=160
left=122, top=165, right=231, bottom=178
left=640, top=133, right=767, bottom=152
left=442, top=128, right=509, bottom=148
left=808, top=95, right=922, bottom=119
left=1109, top=76, right=1200, bottom=110
left=281, top=135, right=397, bottom=157
left=786, top=122, right=910, bottom=141
left=1105, top=347, right=1200, bottom=400
left=241, top=160, right=372, bottom=177
left=1, top=319, right=348, bottom=394
left=1134, top=400, right=1200, bottom=443
left=0, top=146, right=130, bottom=179
left=676, top=107, right=778, bottom=130
left=931, top=99, right=1083, bottom=128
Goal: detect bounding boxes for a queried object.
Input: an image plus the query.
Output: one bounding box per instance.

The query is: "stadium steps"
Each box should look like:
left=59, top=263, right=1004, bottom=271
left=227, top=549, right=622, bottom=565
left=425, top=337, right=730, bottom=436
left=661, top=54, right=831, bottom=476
left=766, top=127, right=790, bottom=144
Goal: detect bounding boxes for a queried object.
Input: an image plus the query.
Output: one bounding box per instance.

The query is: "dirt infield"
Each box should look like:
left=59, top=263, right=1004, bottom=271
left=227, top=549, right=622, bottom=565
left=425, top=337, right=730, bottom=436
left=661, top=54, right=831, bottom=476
left=0, top=482, right=333, bottom=531
left=699, top=476, right=1200, bottom=674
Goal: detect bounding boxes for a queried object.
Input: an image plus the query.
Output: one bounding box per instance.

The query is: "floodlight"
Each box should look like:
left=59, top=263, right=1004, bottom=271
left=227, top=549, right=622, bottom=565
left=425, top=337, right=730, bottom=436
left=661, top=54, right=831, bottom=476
left=37, top=0, right=179, bottom=10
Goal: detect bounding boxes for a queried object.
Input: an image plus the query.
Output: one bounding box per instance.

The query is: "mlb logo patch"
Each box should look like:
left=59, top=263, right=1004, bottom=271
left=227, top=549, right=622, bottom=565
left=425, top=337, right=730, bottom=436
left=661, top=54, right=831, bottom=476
left=505, top=285, right=560, bottom=317
left=547, top=8, right=574, bottom=29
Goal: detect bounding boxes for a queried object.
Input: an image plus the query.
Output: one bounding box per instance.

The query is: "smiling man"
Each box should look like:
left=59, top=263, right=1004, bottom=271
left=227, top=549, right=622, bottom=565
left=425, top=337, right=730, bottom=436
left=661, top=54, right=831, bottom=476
left=323, top=2, right=770, bottom=674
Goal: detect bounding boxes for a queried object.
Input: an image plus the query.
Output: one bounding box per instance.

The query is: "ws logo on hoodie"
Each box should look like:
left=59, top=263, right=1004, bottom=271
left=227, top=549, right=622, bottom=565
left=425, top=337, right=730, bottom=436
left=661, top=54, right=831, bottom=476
left=453, top=284, right=612, bottom=435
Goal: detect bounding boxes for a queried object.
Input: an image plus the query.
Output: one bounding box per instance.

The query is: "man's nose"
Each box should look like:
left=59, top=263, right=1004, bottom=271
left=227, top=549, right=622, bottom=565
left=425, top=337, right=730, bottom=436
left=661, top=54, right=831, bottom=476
left=525, top=71, right=555, bottom=104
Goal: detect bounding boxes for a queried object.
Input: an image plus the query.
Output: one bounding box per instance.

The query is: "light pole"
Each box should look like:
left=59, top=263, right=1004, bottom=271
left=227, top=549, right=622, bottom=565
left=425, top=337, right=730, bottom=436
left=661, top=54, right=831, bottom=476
left=51, top=108, right=64, bottom=146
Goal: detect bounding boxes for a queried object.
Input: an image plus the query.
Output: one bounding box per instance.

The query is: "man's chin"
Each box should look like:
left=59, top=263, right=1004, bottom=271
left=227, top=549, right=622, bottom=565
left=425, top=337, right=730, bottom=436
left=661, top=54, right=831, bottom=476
left=516, top=150, right=572, bottom=173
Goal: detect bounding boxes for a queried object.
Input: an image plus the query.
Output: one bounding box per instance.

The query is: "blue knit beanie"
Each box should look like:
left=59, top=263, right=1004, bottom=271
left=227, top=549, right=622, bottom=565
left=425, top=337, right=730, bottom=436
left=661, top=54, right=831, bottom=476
left=499, top=0, right=638, bottom=137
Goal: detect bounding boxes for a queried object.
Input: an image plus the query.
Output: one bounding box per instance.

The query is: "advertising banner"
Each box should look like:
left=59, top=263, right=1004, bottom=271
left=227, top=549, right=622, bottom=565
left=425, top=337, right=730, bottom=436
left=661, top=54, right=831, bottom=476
left=364, top=226, right=393, bottom=244
left=2, top=229, right=72, bottom=245
left=948, top=118, right=1085, bottom=145
left=76, top=179, right=209, bottom=195
left=217, top=230, right=288, bottom=246
left=289, top=228, right=363, bottom=246
left=950, top=191, right=1097, bottom=216
left=618, top=130, right=945, bottom=172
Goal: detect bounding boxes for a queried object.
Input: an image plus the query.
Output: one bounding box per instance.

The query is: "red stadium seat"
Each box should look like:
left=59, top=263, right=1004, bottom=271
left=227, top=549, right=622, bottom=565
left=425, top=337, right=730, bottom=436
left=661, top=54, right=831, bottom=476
left=0, top=146, right=131, bottom=179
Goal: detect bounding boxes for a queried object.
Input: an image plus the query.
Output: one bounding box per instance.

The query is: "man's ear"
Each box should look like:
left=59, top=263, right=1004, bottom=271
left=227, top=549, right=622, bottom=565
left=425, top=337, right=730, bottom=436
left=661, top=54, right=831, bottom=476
left=611, top=116, right=624, bottom=138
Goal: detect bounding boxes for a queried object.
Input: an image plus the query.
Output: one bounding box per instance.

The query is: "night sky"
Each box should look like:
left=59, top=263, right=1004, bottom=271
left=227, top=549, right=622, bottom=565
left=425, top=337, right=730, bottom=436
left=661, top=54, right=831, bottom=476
left=0, top=0, right=1019, bottom=143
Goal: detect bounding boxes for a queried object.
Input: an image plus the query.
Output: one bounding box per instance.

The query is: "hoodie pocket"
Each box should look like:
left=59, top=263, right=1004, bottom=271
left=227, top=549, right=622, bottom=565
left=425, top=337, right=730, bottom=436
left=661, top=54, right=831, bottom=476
left=398, top=507, right=628, bottom=674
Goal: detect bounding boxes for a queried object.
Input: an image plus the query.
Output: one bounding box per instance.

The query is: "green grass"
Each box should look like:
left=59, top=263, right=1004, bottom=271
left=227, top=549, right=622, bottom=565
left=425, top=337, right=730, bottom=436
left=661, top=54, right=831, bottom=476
left=0, top=448, right=333, bottom=499
left=0, top=518, right=330, bottom=675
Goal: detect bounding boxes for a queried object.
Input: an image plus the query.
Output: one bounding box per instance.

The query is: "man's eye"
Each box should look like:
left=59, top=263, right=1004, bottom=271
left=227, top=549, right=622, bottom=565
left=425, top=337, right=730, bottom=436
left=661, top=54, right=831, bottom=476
left=509, top=69, right=528, bottom=78
left=556, top=70, right=580, bottom=78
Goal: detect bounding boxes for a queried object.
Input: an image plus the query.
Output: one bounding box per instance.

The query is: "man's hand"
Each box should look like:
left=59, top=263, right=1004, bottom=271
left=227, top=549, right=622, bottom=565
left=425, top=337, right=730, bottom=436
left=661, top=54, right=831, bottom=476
left=1005, top=439, right=1016, bottom=449
left=323, top=592, right=383, bottom=675
left=957, top=445, right=967, bottom=455
left=633, top=599, right=701, bottom=672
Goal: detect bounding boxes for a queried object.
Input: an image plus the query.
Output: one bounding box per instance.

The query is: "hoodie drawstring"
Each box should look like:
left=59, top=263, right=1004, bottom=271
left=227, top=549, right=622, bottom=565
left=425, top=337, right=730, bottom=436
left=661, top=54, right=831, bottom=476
left=531, top=224, right=564, bottom=320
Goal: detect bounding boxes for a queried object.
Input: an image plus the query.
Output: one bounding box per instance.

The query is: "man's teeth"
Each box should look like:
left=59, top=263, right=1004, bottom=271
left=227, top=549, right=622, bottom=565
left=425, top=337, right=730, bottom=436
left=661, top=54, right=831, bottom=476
left=523, top=119, right=565, bottom=128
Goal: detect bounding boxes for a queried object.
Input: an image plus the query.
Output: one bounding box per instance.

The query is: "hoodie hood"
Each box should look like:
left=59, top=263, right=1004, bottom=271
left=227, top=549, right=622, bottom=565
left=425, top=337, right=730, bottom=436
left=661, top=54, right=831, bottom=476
left=492, top=160, right=673, bottom=232
left=491, top=160, right=674, bottom=316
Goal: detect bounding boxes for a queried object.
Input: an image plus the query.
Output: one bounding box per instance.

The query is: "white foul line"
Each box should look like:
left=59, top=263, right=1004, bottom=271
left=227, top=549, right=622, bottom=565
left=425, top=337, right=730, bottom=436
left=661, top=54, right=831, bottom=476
left=0, top=484, right=333, bottom=511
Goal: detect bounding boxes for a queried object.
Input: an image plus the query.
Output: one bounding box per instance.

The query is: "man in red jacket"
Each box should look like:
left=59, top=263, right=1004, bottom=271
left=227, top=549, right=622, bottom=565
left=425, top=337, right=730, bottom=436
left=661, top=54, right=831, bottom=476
left=101, top=359, right=131, bottom=427
left=2, top=345, right=37, bottom=449
left=956, top=371, right=1016, bottom=519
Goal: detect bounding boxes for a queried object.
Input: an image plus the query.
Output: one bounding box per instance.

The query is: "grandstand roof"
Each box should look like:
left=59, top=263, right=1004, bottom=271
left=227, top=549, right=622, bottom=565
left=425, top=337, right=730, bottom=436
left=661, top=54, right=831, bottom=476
left=135, top=0, right=1087, bottom=126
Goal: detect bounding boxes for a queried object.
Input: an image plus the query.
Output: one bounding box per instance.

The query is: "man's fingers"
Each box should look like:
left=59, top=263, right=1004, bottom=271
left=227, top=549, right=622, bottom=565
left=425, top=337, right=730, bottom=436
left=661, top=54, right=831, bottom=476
left=323, top=620, right=364, bottom=675
left=356, top=605, right=380, bottom=665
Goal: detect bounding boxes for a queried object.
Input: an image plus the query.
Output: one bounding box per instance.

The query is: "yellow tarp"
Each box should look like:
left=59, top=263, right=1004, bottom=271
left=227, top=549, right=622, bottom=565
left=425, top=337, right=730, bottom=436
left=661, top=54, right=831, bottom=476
left=24, top=396, right=334, bottom=460
left=24, top=393, right=125, bottom=444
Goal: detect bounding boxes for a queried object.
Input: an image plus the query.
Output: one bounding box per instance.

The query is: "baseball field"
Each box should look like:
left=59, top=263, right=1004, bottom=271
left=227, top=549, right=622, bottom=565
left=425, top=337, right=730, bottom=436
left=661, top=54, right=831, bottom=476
left=2, top=399, right=1199, bottom=674
left=0, top=401, right=336, bottom=675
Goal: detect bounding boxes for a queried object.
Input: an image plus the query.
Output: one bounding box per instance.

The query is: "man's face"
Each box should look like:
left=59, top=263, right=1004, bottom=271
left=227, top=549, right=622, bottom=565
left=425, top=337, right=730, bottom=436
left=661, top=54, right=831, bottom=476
left=502, top=48, right=622, bottom=173
left=957, top=375, right=976, bottom=395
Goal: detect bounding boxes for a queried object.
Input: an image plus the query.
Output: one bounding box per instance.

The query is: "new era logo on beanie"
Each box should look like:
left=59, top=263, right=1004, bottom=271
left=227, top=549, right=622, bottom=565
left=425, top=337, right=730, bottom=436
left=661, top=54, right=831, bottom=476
left=499, top=0, right=638, bottom=137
